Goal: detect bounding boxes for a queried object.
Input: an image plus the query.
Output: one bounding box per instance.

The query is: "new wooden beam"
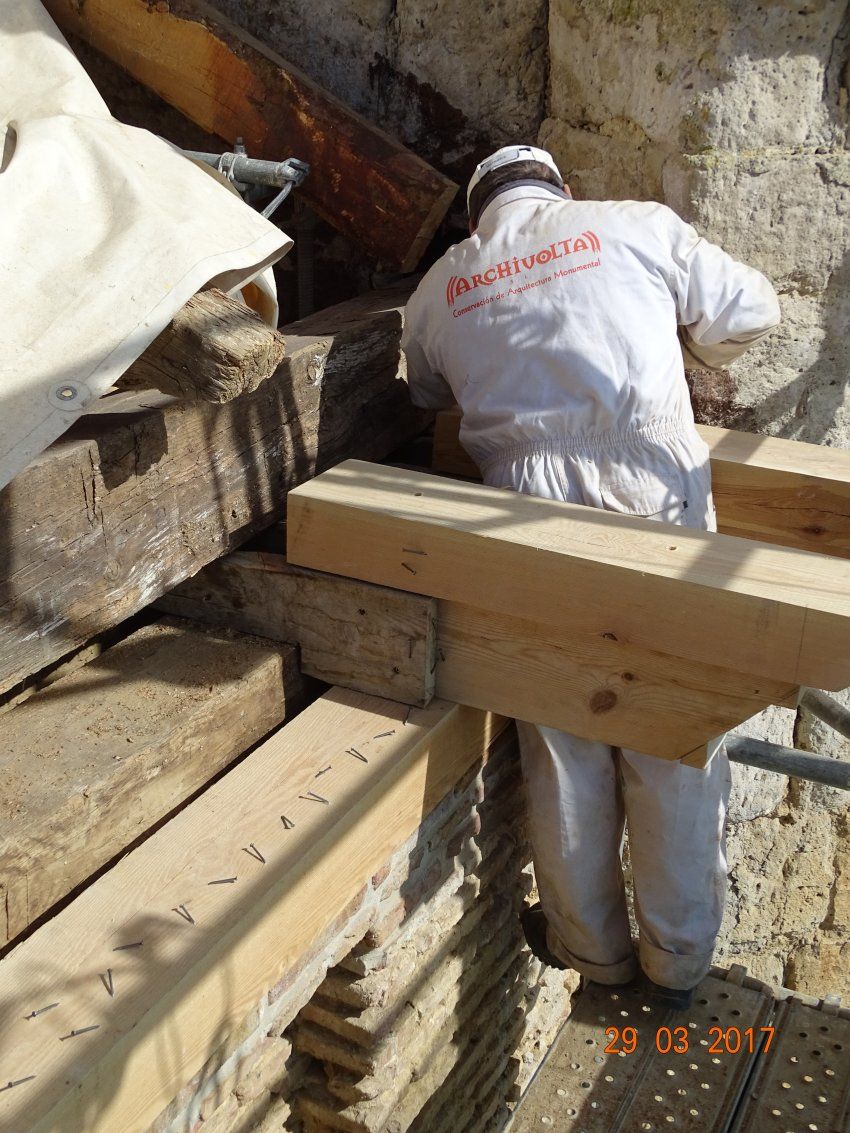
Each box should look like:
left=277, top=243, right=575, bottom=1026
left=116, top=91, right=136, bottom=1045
left=701, top=424, right=850, bottom=557
left=156, top=551, right=437, bottom=706
left=286, top=461, right=850, bottom=752
left=0, top=619, right=303, bottom=947
left=433, top=407, right=850, bottom=558
left=0, top=284, right=426, bottom=697
left=436, top=601, right=796, bottom=762
left=0, top=690, right=505, bottom=1133
left=117, top=288, right=285, bottom=404
left=44, top=0, right=458, bottom=270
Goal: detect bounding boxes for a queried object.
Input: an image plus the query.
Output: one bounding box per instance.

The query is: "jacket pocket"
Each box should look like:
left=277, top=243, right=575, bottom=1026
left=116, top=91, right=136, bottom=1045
left=599, top=480, right=685, bottom=524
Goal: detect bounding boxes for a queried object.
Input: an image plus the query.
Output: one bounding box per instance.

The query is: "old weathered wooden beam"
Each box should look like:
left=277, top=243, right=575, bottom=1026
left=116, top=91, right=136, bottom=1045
left=432, top=407, right=850, bottom=558
left=0, top=619, right=303, bottom=947
left=44, top=0, right=458, bottom=270
left=117, top=288, right=285, bottom=403
left=156, top=551, right=437, bottom=706
left=286, top=460, right=850, bottom=758
left=0, top=689, right=505, bottom=1133
left=0, top=284, right=426, bottom=697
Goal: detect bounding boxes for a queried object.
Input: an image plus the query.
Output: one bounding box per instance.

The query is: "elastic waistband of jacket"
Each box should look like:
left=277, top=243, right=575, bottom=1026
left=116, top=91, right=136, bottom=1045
left=477, top=416, right=697, bottom=472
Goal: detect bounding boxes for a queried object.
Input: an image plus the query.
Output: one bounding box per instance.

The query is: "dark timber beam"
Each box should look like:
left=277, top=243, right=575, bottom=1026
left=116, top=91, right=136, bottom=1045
left=43, top=0, right=458, bottom=270
left=0, top=284, right=427, bottom=696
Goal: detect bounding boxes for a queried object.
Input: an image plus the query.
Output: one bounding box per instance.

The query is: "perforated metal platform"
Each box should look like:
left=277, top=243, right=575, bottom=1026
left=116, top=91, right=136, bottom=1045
left=508, top=965, right=850, bottom=1133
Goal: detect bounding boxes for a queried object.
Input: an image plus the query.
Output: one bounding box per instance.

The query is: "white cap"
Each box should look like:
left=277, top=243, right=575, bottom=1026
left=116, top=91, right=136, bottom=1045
left=466, top=145, right=563, bottom=210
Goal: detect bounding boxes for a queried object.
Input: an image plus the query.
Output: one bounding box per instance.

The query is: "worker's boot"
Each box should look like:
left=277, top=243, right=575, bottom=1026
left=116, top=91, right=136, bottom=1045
left=643, top=978, right=695, bottom=1012
left=520, top=901, right=568, bottom=970
left=521, top=902, right=637, bottom=988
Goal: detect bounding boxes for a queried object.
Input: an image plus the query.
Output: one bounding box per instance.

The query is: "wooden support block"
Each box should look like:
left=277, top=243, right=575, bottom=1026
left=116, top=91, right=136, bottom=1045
left=436, top=601, right=796, bottom=762
left=432, top=406, right=480, bottom=479
left=0, top=283, right=426, bottom=697
left=432, top=407, right=850, bottom=559
left=44, top=0, right=457, bottom=271
left=116, top=288, right=285, bottom=404
left=0, top=619, right=303, bottom=946
left=286, top=461, right=850, bottom=751
left=700, top=424, right=850, bottom=557
left=0, top=689, right=505, bottom=1133
left=156, top=551, right=437, bottom=706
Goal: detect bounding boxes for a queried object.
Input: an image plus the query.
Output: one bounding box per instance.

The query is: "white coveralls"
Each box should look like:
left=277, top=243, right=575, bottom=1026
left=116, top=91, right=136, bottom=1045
left=401, top=184, right=780, bottom=989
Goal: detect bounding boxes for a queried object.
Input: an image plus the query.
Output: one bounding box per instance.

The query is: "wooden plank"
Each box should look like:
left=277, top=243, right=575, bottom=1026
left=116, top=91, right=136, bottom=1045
left=117, top=288, right=285, bottom=404
left=0, top=619, right=303, bottom=947
left=432, top=407, right=850, bottom=558
left=285, top=460, right=850, bottom=693
left=156, top=551, right=437, bottom=706
left=432, top=405, right=480, bottom=479
left=701, top=424, right=850, bottom=557
left=436, top=601, right=797, bottom=762
left=44, top=0, right=458, bottom=271
left=0, top=690, right=505, bottom=1133
left=0, top=283, right=427, bottom=696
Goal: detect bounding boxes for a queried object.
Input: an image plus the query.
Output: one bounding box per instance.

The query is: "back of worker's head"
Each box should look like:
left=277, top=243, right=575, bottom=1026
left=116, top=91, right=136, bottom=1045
left=467, top=145, right=565, bottom=231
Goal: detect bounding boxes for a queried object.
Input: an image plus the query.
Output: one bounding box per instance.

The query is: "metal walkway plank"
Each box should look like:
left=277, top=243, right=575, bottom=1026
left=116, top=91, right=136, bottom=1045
left=508, top=969, right=776, bottom=1133
left=730, top=996, right=850, bottom=1133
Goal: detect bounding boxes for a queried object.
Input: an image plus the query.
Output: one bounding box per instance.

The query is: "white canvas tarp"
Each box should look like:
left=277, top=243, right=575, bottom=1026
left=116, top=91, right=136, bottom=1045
left=0, top=1, right=293, bottom=489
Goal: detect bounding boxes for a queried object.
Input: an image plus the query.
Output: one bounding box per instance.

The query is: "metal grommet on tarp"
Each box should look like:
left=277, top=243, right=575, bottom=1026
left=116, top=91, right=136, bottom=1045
left=47, top=382, right=93, bottom=413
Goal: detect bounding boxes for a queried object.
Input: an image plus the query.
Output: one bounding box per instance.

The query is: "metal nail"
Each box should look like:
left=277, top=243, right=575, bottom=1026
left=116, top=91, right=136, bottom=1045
left=243, top=844, right=266, bottom=863
left=281, top=815, right=295, bottom=829
left=401, top=562, right=417, bottom=575
left=315, top=766, right=332, bottom=778
left=112, top=941, right=143, bottom=951
left=24, top=1003, right=58, bottom=1020
left=299, top=790, right=329, bottom=804
left=59, top=1025, right=100, bottom=1041
left=347, top=748, right=368, bottom=763
left=100, top=969, right=114, bottom=997
left=208, top=877, right=238, bottom=885
left=1, top=1076, right=36, bottom=1090
left=401, top=548, right=427, bottom=555
left=373, top=731, right=395, bottom=739
left=174, top=904, right=195, bottom=924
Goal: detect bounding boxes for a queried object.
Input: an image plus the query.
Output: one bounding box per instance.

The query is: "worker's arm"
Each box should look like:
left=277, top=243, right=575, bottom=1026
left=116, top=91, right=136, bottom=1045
left=401, top=298, right=457, bottom=410
left=664, top=211, right=781, bottom=369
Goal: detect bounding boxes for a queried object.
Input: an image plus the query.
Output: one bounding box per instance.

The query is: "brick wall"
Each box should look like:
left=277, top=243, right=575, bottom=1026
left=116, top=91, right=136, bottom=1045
left=152, top=728, right=575, bottom=1133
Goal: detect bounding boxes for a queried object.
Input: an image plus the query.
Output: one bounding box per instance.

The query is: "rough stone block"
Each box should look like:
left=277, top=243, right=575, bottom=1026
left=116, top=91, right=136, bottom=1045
left=548, top=0, right=849, bottom=152
left=663, top=152, right=850, bottom=292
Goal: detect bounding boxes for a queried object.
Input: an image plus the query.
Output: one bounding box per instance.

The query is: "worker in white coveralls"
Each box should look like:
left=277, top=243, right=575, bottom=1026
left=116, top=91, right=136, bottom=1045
left=400, top=145, right=780, bottom=1011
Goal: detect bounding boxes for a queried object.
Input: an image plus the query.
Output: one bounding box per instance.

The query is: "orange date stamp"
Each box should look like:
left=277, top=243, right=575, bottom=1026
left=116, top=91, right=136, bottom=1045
left=604, top=1025, right=775, bottom=1056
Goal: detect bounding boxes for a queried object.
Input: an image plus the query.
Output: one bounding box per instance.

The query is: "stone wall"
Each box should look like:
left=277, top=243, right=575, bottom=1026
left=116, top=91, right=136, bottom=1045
left=542, top=0, right=850, bottom=444
left=150, top=730, right=574, bottom=1133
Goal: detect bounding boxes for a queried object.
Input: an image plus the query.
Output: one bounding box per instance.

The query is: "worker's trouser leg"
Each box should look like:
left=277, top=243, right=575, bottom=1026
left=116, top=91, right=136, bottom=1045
left=518, top=722, right=732, bottom=989
left=517, top=722, right=638, bottom=984
left=621, top=744, right=731, bottom=988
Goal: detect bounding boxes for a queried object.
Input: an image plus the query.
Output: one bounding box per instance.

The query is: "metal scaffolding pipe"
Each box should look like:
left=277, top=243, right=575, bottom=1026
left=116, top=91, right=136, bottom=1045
left=799, top=687, right=850, bottom=742
left=725, top=735, right=850, bottom=790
